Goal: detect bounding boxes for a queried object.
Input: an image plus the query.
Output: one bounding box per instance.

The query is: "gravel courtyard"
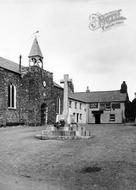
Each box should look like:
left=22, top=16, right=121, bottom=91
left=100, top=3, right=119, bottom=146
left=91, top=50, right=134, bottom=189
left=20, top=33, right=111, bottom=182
left=0, top=124, right=136, bottom=190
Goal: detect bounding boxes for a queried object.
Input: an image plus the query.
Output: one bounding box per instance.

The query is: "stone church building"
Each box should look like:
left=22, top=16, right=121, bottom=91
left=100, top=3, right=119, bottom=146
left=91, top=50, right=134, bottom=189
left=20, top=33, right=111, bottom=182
left=0, top=37, right=63, bottom=126
left=0, top=37, right=129, bottom=126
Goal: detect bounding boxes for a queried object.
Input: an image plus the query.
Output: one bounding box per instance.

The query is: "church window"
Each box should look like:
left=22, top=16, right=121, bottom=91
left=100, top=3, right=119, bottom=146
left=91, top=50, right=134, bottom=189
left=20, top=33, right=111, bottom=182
left=8, top=84, right=16, bottom=109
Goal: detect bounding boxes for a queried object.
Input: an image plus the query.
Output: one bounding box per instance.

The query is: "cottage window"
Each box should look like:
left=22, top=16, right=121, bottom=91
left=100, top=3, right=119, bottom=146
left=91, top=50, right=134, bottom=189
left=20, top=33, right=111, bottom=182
left=69, top=100, right=72, bottom=108
left=80, top=114, right=82, bottom=120
left=109, top=114, right=115, bottom=121
left=80, top=103, right=82, bottom=109
left=105, top=103, right=111, bottom=110
left=90, top=103, right=98, bottom=109
left=75, top=102, right=77, bottom=109
left=112, top=103, right=120, bottom=110
left=100, top=103, right=105, bottom=110
left=8, top=84, right=16, bottom=109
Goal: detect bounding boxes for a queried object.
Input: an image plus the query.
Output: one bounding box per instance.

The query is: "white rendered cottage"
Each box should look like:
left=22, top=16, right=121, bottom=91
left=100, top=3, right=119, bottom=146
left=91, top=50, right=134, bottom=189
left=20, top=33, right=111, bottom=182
left=58, top=75, right=128, bottom=124
left=68, top=88, right=128, bottom=124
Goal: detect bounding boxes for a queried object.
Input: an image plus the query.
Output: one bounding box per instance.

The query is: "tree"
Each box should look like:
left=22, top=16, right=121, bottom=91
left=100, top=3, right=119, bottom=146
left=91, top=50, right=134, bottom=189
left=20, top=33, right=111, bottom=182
left=125, top=101, right=134, bottom=122
left=132, top=98, right=136, bottom=120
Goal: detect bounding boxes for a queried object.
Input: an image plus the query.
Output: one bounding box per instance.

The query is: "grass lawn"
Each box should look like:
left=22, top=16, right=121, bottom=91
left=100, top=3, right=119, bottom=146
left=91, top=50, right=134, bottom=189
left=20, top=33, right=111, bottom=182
left=0, top=124, right=136, bottom=189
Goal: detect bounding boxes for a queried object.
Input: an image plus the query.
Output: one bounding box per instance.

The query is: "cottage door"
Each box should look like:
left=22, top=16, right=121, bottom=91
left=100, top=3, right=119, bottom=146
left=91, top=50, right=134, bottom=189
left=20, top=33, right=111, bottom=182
left=95, top=114, right=100, bottom=124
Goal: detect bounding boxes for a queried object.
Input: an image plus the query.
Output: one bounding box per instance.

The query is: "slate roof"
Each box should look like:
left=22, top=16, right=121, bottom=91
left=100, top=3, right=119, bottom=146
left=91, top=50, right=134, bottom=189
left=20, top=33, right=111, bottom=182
left=54, top=82, right=63, bottom=89
left=69, top=90, right=127, bottom=103
left=0, top=57, right=21, bottom=74
left=28, top=37, right=43, bottom=58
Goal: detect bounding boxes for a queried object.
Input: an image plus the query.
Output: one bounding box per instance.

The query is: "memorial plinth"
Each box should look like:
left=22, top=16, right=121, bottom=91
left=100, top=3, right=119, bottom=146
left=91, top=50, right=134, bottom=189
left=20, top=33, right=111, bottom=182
left=35, top=125, right=92, bottom=140
left=35, top=74, right=92, bottom=140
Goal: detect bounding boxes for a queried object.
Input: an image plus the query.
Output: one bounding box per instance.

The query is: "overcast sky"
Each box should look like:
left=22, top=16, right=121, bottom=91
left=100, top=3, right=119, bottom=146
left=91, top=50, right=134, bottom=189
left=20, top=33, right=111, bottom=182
left=0, top=0, right=136, bottom=100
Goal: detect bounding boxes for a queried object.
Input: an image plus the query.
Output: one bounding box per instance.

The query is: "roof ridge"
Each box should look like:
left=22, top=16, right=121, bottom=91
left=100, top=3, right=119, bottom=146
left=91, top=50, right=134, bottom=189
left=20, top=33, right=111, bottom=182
left=71, top=90, right=120, bottom=94
left=69, top=90, right=127, bottom=103
left=54, top=82, right=63, bottom=89
left=91, top=90, right=120, bottom=93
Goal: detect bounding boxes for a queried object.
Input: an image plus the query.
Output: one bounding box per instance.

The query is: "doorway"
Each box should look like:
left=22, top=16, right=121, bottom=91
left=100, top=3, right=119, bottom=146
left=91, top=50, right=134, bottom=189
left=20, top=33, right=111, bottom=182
left=41, top=103, right=48, bottom=125
left=92, top=111, right=103, bottom=124
left=77, top=113, right=79, bottom=123
left=94, top=113, right=101, bottom=124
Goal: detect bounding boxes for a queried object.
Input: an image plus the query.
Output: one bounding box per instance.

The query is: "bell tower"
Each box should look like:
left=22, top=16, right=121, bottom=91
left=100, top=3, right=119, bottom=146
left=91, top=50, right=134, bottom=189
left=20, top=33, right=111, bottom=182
left=28, top=37, right=43, bottom=69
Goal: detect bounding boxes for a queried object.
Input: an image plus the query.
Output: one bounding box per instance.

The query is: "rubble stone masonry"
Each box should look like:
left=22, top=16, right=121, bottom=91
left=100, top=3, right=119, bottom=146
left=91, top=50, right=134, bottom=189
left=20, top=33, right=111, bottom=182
left=0, top=65, right=63, bottom=126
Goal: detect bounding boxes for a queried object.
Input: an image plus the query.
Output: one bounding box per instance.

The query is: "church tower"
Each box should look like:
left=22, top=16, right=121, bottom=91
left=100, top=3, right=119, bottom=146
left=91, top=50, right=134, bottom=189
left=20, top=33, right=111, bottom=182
left=28, top=37, right=43, bottom=69
left=20, top=36, right=62, bottom=126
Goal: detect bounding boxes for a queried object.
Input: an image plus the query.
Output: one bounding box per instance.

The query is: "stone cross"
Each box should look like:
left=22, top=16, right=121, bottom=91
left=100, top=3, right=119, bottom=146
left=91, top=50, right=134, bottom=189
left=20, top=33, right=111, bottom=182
left=60, top=74, right=72, bottom=122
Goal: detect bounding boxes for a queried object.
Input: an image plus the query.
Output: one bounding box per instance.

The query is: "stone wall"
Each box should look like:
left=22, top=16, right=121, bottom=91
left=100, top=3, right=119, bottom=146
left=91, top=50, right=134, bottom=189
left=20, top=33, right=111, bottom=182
left=0, top=68, right=6, bottom=126
left=20, top=66, right=64, bottom=125
left=21, top=66, right=54, bottom=125
left=0, top=65, right=64, bottom=126
left=0, top=68, right=21, bottom=126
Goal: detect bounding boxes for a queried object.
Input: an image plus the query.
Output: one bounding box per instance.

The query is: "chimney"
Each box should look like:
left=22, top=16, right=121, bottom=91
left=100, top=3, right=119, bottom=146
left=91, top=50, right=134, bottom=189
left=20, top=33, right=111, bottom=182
left=19, top=55, right=22, bottom=74
left=86, top=86, right=90, bottom=93
left=120, top=81, right=127, bottom=93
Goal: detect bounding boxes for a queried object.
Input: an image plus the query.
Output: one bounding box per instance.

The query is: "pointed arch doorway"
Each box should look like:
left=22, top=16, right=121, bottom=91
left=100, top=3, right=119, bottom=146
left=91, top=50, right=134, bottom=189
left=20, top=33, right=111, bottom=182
left=41, top=103, right=48, bottom=125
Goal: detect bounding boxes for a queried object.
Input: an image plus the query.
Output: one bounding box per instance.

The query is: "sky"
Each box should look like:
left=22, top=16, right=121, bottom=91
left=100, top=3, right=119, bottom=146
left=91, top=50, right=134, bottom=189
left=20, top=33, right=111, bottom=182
left=0, top=0, right=136, bottom=100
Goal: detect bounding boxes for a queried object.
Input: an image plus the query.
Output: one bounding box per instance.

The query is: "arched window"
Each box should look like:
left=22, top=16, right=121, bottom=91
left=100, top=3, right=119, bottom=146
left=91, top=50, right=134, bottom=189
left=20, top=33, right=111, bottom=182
left=8, top=84, right=16, bottom=108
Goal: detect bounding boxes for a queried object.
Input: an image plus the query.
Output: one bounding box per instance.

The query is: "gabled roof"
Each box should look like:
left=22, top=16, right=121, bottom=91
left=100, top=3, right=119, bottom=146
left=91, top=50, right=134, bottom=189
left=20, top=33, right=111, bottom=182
left=28, top=37, right=43, bottom=58
left=54, top=82, right=63, bottom=89
left=0, top=57, right=21, bottom=74
left=69, top=90, right=127, bottom=103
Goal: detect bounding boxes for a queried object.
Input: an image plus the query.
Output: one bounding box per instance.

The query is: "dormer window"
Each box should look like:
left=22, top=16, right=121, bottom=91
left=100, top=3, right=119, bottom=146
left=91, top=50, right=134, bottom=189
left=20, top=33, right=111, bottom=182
left=8, top=84, right=16, bottom=109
